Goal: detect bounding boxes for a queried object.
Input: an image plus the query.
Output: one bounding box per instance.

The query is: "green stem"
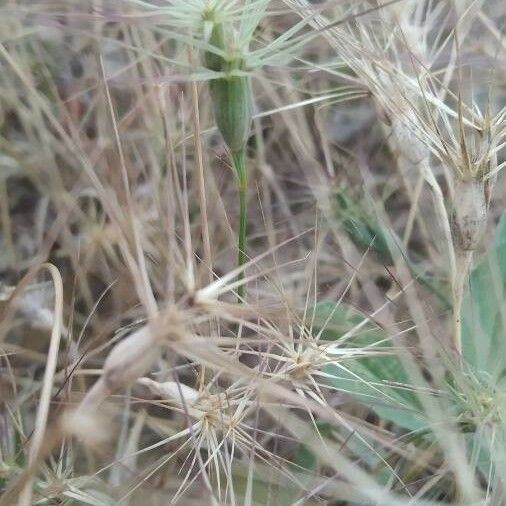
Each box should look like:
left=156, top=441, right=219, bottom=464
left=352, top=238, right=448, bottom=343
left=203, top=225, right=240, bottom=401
left=232, top=150, right=247, bottom=301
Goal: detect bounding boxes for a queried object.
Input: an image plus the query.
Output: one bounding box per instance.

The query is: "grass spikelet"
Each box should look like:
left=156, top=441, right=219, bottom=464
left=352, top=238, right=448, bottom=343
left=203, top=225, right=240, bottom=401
left=202, top=10, right=253, bottom=299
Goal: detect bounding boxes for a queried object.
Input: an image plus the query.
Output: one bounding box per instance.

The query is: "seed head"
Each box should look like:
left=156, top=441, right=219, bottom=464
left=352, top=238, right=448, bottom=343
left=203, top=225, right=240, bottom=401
left=203, top=17, right=252, bottom=155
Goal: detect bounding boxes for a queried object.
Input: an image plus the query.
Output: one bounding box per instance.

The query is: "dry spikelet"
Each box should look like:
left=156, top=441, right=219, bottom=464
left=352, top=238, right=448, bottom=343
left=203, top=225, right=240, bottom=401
left=103, top=305, right=189, bottom=392
left=449, top=111, right=499, bottom=252
left=451, top=177, right=487, bottom=251
left=78, top=306, right=188, bottom=410
left=101, top=324, right=161, bottom=393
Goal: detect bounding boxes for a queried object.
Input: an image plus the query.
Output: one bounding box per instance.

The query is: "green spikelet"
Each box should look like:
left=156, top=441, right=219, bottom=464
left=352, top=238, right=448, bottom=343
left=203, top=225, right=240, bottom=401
left=202, top=15, right=253, bottom=300
left=209, top=74, right=252, bottom=155
left=204, top=20, right=252, bottom=157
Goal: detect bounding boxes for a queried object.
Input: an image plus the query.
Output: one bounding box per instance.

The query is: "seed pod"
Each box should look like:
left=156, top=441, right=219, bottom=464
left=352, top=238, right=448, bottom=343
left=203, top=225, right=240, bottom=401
left=209, top=75, right=252, bottom=154
left=452, top=178, right=487, bottom=251
left=102, top=325, right=160, bottom=393
left=204, top=21, right=252, bottom=154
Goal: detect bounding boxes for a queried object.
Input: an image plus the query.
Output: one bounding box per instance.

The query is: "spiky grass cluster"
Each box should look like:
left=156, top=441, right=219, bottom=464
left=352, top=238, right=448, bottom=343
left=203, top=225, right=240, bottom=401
left=287, top=0, right=506, bottom=354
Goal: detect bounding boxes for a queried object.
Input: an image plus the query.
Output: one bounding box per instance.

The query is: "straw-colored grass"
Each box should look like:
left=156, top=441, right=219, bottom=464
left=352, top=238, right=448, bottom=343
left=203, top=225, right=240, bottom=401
left=0, top=1, right=505, bottom=504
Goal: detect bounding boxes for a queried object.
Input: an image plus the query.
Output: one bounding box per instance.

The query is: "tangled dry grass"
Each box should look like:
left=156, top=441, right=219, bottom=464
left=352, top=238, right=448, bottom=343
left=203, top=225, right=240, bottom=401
left=0, top=1, right=505, bottom=504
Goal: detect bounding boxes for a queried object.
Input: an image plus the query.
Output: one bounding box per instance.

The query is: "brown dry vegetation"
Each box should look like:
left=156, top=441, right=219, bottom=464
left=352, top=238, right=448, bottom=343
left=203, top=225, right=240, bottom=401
left=0, top=1, right=505, bottom=504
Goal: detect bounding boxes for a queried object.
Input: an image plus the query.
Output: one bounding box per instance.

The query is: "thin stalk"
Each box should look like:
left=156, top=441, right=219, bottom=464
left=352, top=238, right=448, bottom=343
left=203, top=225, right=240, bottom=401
left=232, top=150, right=248, bottom=300
left=452, top=250, right=473, bottom=357
left=0, top=178, right=14, bottom=263
left=421, top=161, right=460, bottom=353
left=187, top=45, right=212, bottom=285
left=190, top=80, right=213, bottom=283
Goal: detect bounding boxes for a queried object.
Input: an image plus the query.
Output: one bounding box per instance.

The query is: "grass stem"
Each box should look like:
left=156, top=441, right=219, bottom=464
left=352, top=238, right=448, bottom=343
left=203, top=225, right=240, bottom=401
left=232, top=150, right=248, bottom=301
left=452, top=250, right=473, bottom=357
